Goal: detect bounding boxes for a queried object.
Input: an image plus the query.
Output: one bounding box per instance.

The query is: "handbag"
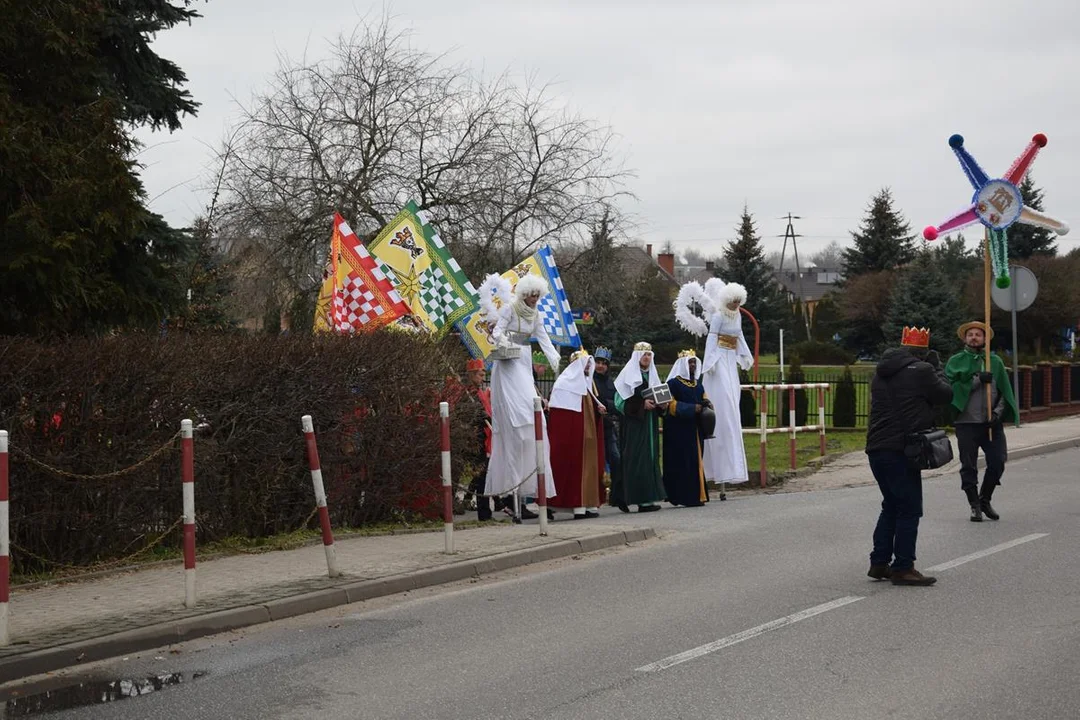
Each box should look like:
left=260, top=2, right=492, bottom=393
left=904, top=428, right=954, bottom=470
left=884, top=372, right=954, bottom=470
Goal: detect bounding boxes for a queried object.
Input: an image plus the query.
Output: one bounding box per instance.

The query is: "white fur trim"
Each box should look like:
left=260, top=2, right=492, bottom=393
left=514, top=273, right=549, bottom=300
left=720, top=282, right=747, bottom=307
left=478, top=273, right=512, bottom=319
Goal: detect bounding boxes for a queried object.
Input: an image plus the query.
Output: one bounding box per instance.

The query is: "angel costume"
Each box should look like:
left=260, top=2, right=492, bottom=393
left=485, top=274, right=560, bottom=499
left=700, top=283, right=754, bottom=484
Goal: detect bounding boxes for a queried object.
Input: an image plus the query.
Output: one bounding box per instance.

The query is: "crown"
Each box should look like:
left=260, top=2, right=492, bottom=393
left=901, top=326, right=931, bottom=348
left=678, top=349, right=697, bottom=359
left=570, top=349, right=589, bottom=363
left=594, top=346, right=612, bottom=361
left=466, top=359, right=485, bottom=371
left=634, top=341, right=653, bottom=352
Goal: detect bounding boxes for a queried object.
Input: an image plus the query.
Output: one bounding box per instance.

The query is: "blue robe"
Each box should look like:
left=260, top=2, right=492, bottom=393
left=662, top=377, right=708, bottom=506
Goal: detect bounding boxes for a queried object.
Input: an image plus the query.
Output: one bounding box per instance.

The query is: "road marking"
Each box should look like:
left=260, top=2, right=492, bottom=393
left=635, top=596, right=864, bottom=673
left=925, top=533, right=1049, bottom=572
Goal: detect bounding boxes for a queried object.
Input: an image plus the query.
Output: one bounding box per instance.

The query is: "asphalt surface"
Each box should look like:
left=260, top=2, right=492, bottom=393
left=5, top=449, right=1078, bottom=720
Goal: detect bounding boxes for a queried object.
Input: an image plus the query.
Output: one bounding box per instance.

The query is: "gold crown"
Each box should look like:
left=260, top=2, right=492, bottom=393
left=570, top=349, right=589, bottom=363
left=901, top=326, right=931, bottom=348
left=678, top=349, right=697, bottom=359
left=634, top=341, right=653, bottom=352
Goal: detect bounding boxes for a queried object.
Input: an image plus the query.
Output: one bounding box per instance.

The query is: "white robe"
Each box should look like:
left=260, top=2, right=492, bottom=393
left=700, top=311, right=754, bottom=483
left=486, top=303, right=560, bottom=498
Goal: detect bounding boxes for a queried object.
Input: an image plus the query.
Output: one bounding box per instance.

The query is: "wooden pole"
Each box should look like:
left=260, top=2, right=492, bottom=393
left=983, top=227, right=993, bottom=420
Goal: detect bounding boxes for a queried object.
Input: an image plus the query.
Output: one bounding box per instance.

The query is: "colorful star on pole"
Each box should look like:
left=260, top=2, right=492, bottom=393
left=924, top=133, right=1070, bottom=240
left=923, top=133, right=1069, bottom=288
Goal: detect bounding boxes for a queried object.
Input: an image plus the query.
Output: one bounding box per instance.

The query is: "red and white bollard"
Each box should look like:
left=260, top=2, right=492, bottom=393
left=818, top=387, right=827, bottom=457
left=788, top=387, right=798, bottom=470
left=534, top=397, right=548, bottom=536
left=181, top=419, right=196, bottom=608
left=1, top=430, right=10, bottom=646
left=302, top=415, right=340, bottom=577
left=439, top=402, right=454, bottom=554
left=758, top=387, right=768, bottom=489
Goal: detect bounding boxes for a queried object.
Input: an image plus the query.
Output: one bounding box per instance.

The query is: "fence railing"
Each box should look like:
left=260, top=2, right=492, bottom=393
left=740, top=384, right=831, bottom=488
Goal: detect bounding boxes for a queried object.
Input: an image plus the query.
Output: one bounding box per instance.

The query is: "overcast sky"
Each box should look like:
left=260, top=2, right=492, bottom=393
left=138, top=0, right=1080, bottom=262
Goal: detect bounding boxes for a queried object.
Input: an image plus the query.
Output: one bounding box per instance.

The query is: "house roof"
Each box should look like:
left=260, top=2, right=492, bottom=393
left=773, top=268, right=840, bottom=303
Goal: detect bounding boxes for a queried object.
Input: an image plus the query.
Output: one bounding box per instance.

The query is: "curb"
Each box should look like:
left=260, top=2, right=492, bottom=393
left=0, top=528, right=656, bottom=685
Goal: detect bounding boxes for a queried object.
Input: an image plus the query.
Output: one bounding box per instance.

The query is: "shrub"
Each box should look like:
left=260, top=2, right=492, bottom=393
left=781, top=355, right=808, bottom=426
left=0, top=332, right=475, bottom=574
left=832, top=366, right=858, bottom=427
left=739, top=367, right=757, bottom=427
left=787, top=340, right=855, bottom=366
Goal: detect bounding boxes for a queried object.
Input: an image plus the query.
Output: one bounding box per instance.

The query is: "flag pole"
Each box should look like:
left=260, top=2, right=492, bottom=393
left=983, top=227, right=993, bottom=420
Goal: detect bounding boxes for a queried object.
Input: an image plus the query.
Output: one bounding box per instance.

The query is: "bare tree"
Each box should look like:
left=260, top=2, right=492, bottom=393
left=214, top=15, right=632, bottom=300
left=809, top=240, right=844, bottom=269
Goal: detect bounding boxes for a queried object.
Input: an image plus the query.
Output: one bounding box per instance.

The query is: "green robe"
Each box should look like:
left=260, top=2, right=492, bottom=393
left=945, top=348, right=1018, bottom=423
left=614, top=373, right=666, bottom=506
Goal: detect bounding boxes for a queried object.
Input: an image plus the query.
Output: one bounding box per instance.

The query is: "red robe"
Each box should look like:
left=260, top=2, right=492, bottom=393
left=548, top=393, right=606, bottom=509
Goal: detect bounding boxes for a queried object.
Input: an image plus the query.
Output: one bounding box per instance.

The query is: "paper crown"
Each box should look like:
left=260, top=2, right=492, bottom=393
left=570, top=349, right=589, bottom=363
left=594, top=346, right=612, bottom=361
left=634, top=341, right=653, bottom=352
left=901, top=326, right=931, bottom=348
left=678, top=349, right=697, bottom=359
left=466, top=359, right=485, bottom=371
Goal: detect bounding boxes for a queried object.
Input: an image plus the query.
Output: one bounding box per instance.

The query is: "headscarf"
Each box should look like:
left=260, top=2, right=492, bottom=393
left=666, top=352, right=698, bottom=383
left=614, top=343, right=663, bottom=400
left=549, top=351, right=594, bottom=411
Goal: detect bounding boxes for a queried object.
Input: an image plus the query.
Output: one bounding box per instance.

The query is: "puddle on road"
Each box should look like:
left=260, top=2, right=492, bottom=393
left=3, top=671, right=207, bottom=716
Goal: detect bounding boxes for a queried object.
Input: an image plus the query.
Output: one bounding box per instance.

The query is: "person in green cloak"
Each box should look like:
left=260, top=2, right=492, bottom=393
left=945, top=321, right=1018, bottom=522
left=611, top=341, right=666, bottom=513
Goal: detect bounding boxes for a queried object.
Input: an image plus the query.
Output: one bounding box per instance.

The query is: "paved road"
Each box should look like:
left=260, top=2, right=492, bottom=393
left=6, top=450, right=1078, bottom=719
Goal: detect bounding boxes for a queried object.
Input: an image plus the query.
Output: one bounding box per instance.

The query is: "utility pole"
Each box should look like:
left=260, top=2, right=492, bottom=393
left=777, top=213, right=811, bottom=342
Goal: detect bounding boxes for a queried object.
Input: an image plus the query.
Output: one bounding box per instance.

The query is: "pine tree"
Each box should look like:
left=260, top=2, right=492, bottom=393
left=1007, top=176, right=1057, bottom=258
left=841, top=188, right=917, bottom=278
left=832, top=366, right=857, bottom=428
left=882, top=249, right=966, bottom=356
left=723, top=205, right=791, bottom=353
left=0, top=0, right=201, bottom=334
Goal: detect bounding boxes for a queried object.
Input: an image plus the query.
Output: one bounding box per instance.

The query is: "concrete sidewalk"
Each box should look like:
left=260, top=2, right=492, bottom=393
left=2, top=414, right=1077, bottom=685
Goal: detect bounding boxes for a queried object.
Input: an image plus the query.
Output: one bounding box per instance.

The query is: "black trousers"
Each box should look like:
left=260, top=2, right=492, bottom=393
left=469, top=464, right=491, bottom=520
left=955, top=422, right=1007, bottom=499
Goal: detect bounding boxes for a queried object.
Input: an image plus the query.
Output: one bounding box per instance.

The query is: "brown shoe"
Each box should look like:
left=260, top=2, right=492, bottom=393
left=890, top=568, right=937, bottom=586
left=867, top=564, right=893, bottom=580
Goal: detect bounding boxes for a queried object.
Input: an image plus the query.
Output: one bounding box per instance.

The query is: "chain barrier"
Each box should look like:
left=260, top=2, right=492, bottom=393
left=11, top=516, right=185, bottom=575
left=9, top=430, right=181, bottom=482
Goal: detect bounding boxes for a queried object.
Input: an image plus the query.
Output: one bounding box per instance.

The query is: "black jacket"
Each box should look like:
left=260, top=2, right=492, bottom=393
left=594, top=370, right=618, bottom=432
left=865, top=348, right=954, bottom=453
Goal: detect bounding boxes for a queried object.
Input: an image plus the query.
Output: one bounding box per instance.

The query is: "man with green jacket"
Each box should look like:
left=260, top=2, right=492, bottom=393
left=945, top=321, right=1018, bottom=522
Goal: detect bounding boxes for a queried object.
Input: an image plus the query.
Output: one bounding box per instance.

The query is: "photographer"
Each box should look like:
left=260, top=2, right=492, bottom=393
left=865, top=327, right=954, bottom=586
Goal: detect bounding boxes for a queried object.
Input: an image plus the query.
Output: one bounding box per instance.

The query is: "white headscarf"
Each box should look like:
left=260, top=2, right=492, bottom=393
left=614, top=346, right=663, bottom=401
left=549, top=353, right=594, bottom=411
left=666, top=354, right=699, bottom=383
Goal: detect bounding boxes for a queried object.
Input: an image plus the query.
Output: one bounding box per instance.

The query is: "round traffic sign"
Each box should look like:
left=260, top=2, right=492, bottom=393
left=991, top=264, right=1038, bottom=312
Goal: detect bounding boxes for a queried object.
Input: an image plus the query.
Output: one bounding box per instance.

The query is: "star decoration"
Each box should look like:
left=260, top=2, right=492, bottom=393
left=923, top=133, right=1070, bottom=240
left=396, top=263, right=423, bottom=306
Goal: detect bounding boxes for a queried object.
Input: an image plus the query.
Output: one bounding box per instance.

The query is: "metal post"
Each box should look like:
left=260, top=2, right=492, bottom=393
left=1010, top=266, right=1022, bottom=428
left=302, top=415, right=340, bottom=576
left=758, top=387, right=768, bottom=488
left=0, top=430, right=9, bottom=646
left=818, top=387, right=827, bottom=456
left=534, top=397, right=548, bottom=536
left=779, top=330, right=785, bottom=383
left=181, top=419, right=196, bottom=608
left=788, top=386, right=797, bottom=470
left=439, top=402, right=454, bottom=553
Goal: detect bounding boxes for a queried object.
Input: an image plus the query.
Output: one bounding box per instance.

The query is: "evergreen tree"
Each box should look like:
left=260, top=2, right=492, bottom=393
left=809, top=295, right=842, bottom=342
left=1007, top=176, right=1057, bottom=258
left=882, top=249, right=965, bottom=356
left=723, top=205, right=791, bottom=353
left=181, top=218, right=238, bottom=330
left=781, top=355, right=808, bottom=426
left=0, top=0, right=202, bottom=334
left=739, top=368, right=757, bottom=428
left=841, top=188, right=917, bottom=278
left=832, top=366, right=857, bottom=428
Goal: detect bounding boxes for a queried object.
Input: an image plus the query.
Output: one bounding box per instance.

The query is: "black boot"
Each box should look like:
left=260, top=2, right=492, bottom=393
left=980, top=485, right=1000, bottom=520
left=965, top=487, right=982, bottom=522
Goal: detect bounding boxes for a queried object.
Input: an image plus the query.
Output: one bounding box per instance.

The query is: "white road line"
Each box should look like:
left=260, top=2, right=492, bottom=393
left=925, top=533, right=1049, bottom=572
left=635, top=596, right=864, bottom=673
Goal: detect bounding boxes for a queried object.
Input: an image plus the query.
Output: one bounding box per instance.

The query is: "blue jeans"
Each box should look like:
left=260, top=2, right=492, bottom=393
left=868, top=450, right=923, bottom=571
